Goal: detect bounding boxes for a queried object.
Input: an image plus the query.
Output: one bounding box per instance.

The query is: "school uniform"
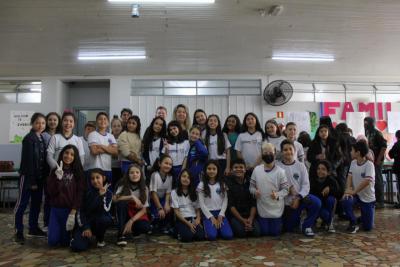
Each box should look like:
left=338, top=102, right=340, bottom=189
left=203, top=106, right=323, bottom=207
left=293, top=140, right=305, bottom=163
left=226, top=176, right=260, bottom=238
left=310, top=175, right=340, bottom=226
left=47, top=169, right=86, bottom=246
left=87, top=131, right=117, bottom=185
left=47, top=133, right=85, bottom=170
left=70, top=188, right=113, bottom=252
left=197, top=181, right=233, bottom=240
left=265, top=136, right=286, bottom=160
left=277, top=160, right=321, bottom=233
left=187, top=140, right=208, bottom=186
left=171, top=190, right=205, bottom=242
left=115, top=185, right=151, bottom=237
left=235, top=131, right=263, bottom=169
left=117, top=131, right=141, bottom=175
left=341, top=160, right=376, bottom=231
left=162, top=140, right=190, bottom=182
left=149, top=171, right=173, bottom=231
left=250, top=164, right=289, bottom=236
left=205, top=133, right=231, bottom=172
left=15, top=130, right=48, bottom=234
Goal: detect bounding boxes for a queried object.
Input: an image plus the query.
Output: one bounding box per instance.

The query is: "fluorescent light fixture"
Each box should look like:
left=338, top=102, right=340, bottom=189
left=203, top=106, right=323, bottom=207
left=78, top=50, right=147, bottom=61
left=108, top=0, right=214, bottom=3
left=30, top=88, right=42, bottom=92
left=272, top=56, right=335, bottom=62
left=31, top=81, right=42, bottom=85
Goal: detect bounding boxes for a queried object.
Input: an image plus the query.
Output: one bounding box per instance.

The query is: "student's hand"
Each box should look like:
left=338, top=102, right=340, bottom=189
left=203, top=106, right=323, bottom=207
left=321, top=186, right=330, bottom=197
left=158, top=208, right=166, bottom=219
left=211, top=217, right=219, bottom=229
left=342, top=193, right=353, bottom=200
left=164, top=203, right=171, bottom=214
left=31, top=185, right=38, bottom=191
left=187, top=222, right=197, bottom=233
left=271, top=190, right=279, bottom=200
left=255, top=188, right=261, bottom=199
left=217, top=215, right=224, bottom=229
left=131, top=196, right=143, bottom=209
left=289, top=186, right=297, bottom=196
left=123, top=219, right=134, bottom=235
left=55, top=161, right=64, bottom=180
left=163, top=140, right=169, bottom=152
left=66, top=213, right=76, bottom=231
left=244, top=218, right=253, bottom=231
left=290, top=198, right=300, bottom=209
left=224, top=168, right=230, bottom=176
left=99, top=183, right=110, bottom=196
left=82, top=229, right=92, bottom=238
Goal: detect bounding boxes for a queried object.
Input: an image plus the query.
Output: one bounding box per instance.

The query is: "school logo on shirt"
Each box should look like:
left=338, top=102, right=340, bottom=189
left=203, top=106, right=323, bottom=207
left=108, top=138, right=113, bottom=144
left=361, top=172, right=366, bottom=178
left=293, top=173, right=300, bottom=180
left=216, top=187, right=222, bottom=195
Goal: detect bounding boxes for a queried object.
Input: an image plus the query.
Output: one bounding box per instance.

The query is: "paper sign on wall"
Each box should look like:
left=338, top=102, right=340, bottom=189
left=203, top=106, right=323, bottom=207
left=286, top=112, right=311, bottom=134
left=9, top=111, right=34, bottom=144
left=388, top=112, right=400, bottom=134
left=346, top=112, right=366, bottom=138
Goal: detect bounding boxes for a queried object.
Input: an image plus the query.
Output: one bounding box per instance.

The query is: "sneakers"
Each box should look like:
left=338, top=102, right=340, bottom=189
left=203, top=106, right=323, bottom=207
left=15, top=231, right=25, bottom=244
left=303, top=227, right=315, bottom=237
left=347, top=224, right=359, bottom=234
left=327, top=222, right=336, bottom=233
left=117, top=236, right=127, bottom=247
left=27, top=228, right=47, bottom=238
left=97, top=241, right=106, bottom=248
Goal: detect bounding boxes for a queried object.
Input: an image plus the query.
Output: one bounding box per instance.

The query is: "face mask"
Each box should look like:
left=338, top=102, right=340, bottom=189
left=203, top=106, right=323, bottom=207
left=262, top=154, right=274, bottom=164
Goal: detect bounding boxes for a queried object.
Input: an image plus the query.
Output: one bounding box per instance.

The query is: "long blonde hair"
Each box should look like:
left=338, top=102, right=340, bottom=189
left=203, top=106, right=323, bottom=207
left=173, top=104, right=191, bottom=130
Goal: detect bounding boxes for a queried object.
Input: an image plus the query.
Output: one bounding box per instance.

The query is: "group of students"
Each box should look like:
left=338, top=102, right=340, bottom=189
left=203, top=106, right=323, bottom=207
left=14, top=103, right=397, bottom=251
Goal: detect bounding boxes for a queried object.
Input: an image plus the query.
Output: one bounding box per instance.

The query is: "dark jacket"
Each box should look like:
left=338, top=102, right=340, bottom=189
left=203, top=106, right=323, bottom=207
left=226, top=176, right=256, bottom=218
left=47, top=169, right=86, bottom=210
left=389, top=141, right=400, bottom=175
left=307, top=138, right=341, bottom=179
left=187, top=139, right=208, bottom=182
left=78, top=188, right=113, bottom=230
left=310, top=175, right=341, bottom=200
left=19, top=130, right=48, bottom=187
left=366, top=128, right=387, bottom=162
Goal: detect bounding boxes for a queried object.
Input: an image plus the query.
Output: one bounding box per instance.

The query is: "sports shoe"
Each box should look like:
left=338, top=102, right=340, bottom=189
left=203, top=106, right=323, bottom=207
left=117, top=236, right=127, bottom=246
left=15, top=231, right=25, bottom=244
left=327, top=222, right=336, bottom=233
left=303, top=227, right=315, bottom=237
left=27, top=228, right=47, bottom=238
left=347, top=224, right=359, bottom=234
left=42, top=226, right=48, bottom=233
left=97, top=241, right=106, bottom=248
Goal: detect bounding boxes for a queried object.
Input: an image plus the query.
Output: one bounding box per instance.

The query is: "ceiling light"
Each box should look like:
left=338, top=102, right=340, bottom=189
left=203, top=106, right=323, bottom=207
left=30, top=88, right=42, bottom=92
left=272, top=56, right=335, bottom=62
left=108, top=0, right=214, bottom=3
left=78, top=50, right=146, bottom=60
left=78, top=55, right=146, bottom=60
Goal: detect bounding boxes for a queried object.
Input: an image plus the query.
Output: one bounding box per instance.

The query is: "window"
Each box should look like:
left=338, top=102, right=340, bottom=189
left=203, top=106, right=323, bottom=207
left=0, top=81, right=42, bottom=104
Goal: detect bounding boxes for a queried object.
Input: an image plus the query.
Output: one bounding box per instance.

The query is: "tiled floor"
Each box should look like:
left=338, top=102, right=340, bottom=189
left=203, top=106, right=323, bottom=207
left=0, top=208, right=400, bottom=267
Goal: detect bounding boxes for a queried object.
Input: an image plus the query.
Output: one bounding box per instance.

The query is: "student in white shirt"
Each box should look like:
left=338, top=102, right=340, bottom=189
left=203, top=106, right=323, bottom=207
left=250, top=142, right=289, bottom=236
left=197, top=160, right=233, bottom=241
left=88, top=112, right=118, bottom=186
left=277, top=140, right=321, bottom=237
left=47, top=111, right=85, bottom=171
left=264, top=119, right=286, bottom=160
left=235, top=112, right=264, bottom=174
left=203, top=114, right=231, bottom=176
left=171, top=169, right=205, bottom=242
left=341, top=140, right=376, bottom=234
left=285, top=122, right=305, bottom=163
left=149, top=155, right=173, bottom=234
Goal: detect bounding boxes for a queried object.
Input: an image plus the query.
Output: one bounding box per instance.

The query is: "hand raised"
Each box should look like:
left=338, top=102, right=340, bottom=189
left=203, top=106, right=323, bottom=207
left=55, top=161, right=64, bottom=180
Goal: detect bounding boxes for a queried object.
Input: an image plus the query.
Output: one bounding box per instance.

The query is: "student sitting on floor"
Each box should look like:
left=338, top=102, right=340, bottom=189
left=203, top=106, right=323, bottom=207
left=226, top=159, right=260, bottom=238
left=114, top=164, right=151, bottom=246
left=149, top=155, right=173, bottom=235
left=250, top=142, right=289, bottom=237
left=197, top=160, right=233, bottom=241
left=341, top=140, right=376, bottom=233
left=310, top=160, right=341, bottom=233
left=171, top=169, right=205, bottom=242
left=70, top=168, right=113, bottom=251
left=277, top=140, right=321, bottom=237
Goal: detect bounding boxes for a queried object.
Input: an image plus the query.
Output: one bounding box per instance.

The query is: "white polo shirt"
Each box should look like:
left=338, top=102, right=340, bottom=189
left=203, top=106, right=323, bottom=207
left=349, top=159, right=375, bottom=203
left=87, top=131, right=116, bottom=171
left=171, top=189, right=198, bottom=218
left=149, top=171, right=173, bottom=199
left=235, top=131, right=263, bottom=167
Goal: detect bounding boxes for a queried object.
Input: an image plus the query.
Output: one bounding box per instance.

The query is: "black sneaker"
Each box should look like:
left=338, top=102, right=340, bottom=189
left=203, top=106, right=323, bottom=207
left=346, top=224, right=359, bottom=234
left=27, top=228, right=47, bottom=238
left=15, top=231, right=25, bottom=244
left=117, top=236, right=127, bottom=247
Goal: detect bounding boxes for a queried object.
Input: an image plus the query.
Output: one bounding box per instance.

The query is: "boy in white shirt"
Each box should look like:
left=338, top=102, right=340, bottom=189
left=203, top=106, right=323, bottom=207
left=277, top=140, right=321, bottom=237
left=341, top=140, right=376, bottom=233
left=250, top=142, right=289, bottom=236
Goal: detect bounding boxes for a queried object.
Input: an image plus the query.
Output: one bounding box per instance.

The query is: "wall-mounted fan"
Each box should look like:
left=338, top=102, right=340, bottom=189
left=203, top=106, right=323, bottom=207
left=263, top=80, right=293, bottom=106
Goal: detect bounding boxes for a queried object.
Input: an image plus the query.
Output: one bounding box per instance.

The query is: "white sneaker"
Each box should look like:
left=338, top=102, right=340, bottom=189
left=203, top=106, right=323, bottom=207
left=42, top=226, right=48, bottom=233
left=327, top=222, right=336, bottom=233
left=97, top=241, right=106, bottom=248
left=303, top=227, right=315, bottom=237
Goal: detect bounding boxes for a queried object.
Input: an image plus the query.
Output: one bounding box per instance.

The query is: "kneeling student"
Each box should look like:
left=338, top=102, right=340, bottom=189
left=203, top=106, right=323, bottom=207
left=226, top=159, right=260, bottom=238
left=171, top=169, right=205, bottom=242
left=277, top=140, right=321, bottom=237
left=341, top=140, right=376, bottom=233
left=70, top=169, right=113, bottom=251
left=250, top=143, right=289, bottom=236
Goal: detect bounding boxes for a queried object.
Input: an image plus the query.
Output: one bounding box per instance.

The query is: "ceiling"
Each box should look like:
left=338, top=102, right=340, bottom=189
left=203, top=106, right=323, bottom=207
left=1, top=0, right=400, bottom=77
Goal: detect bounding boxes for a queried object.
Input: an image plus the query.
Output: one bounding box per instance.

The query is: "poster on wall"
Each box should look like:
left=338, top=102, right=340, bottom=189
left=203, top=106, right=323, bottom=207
left=346, top=112, right=366, bottom=137
left=387, top=112, right=400, bottom=134
left=9, top=111, right=35, bottom=144
left=286, top=112, right=311, bottom=134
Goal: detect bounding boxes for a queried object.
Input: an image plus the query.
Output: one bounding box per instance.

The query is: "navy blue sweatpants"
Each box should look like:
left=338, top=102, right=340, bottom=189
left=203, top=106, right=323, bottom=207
left=175, top=218, right=205, bottom=242
left=48, top=207, right=71, bottom=247
left=203, top=210, right=233, bottom=241
left=283, top=194, right=321, bottom=232
left=257, top=216, right=282, bottom=236
left=341, top=195, right=375, bottom=231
